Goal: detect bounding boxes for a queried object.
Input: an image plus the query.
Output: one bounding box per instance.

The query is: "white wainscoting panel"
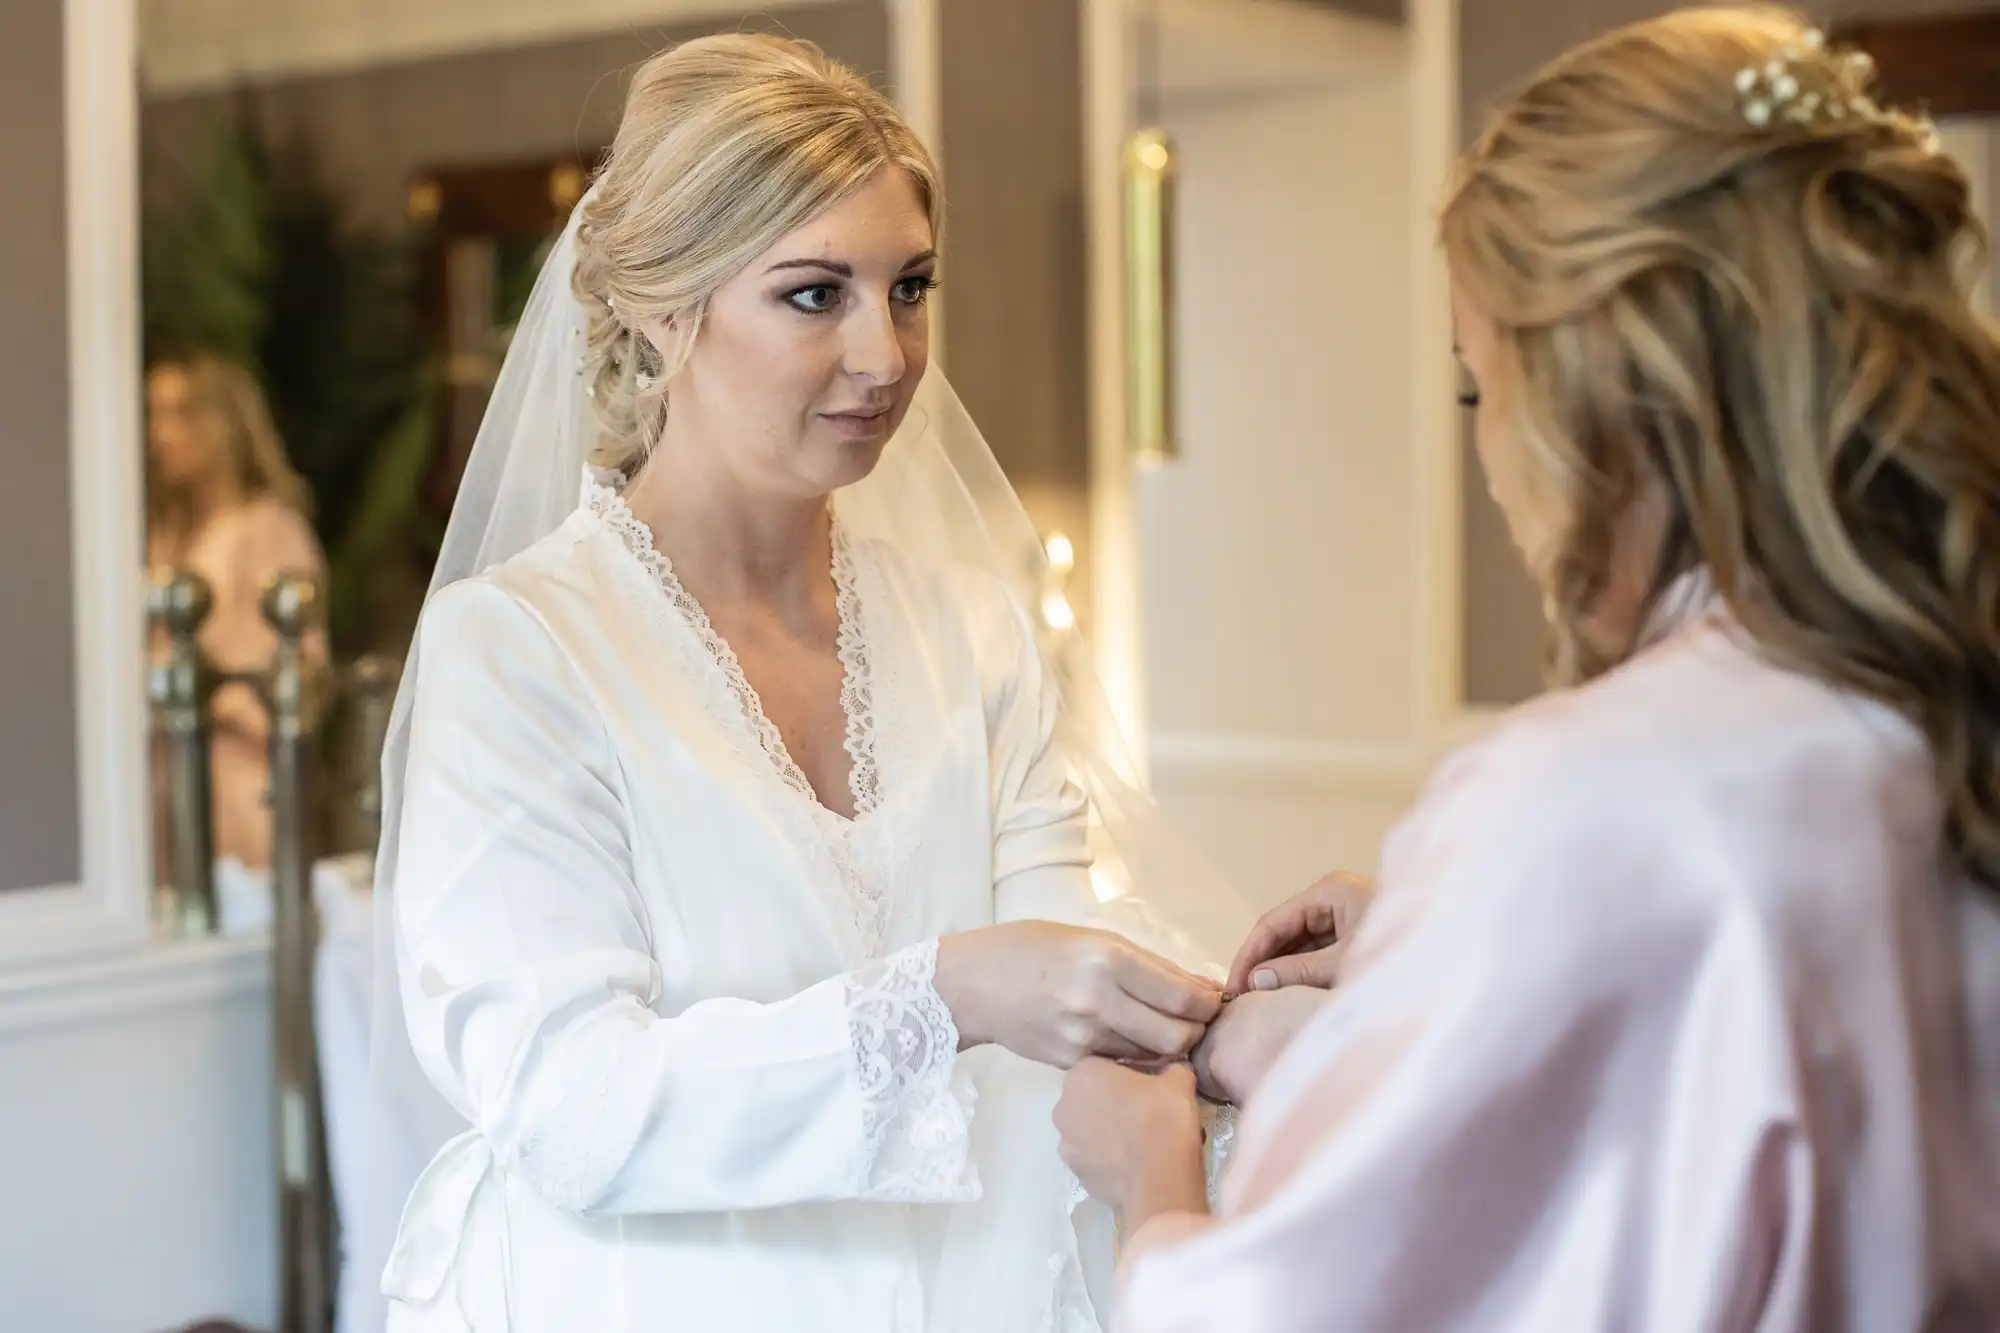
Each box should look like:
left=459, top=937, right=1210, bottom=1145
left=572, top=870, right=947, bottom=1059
left=1149, top=731, right=1442, bottom=910
left=0, top=939, right=277, bottom=1333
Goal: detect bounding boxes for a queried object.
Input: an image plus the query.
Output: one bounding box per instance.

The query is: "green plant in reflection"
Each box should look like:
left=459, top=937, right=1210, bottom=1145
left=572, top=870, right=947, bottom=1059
left=143, top=113, right=433, bottom=657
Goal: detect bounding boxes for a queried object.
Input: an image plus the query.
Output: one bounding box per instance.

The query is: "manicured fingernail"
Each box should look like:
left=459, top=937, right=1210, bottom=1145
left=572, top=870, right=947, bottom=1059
left=1253, top=969, right=1278, bottom=991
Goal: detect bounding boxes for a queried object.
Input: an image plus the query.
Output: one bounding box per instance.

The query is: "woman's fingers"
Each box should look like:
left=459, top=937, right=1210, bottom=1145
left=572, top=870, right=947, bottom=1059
left=1225, top=872, right=1372, bottom=995
left=1106, top=942, right=1223, bottom=1023
left=1097, top=986, right=1209, bottom=1060
left=1243, top=942, right=1349, bottom=991
left=1225, top=914, right=1311, bottom=995
left=1091, top=1033, right=1155, bottom=1065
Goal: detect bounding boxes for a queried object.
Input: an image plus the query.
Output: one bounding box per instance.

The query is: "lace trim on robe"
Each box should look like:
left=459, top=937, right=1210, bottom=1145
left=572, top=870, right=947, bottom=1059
left=582, top=475, right=891, bottom=956
left=844, top=940, right=980, bottom=1202
left=583, top=476, right=975, bottom=1198
left=512, top=1007, right=640, bottom=1214
left=832, top=533, right=882, bottom=814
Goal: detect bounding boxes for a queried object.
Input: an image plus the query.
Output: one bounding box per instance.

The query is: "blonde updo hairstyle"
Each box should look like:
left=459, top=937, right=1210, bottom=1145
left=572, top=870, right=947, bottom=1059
left=572, top=33, right=941, bottom=472
left=1442, top=6, right=2000, bottom=892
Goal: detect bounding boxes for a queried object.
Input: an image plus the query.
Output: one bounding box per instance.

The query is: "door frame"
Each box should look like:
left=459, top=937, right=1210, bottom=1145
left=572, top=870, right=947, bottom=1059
left=0, top=0, right=152, bottom=970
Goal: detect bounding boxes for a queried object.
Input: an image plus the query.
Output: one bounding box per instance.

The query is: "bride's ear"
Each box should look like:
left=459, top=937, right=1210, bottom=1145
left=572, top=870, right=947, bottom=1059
left=638, top=314, right=692, bottom=379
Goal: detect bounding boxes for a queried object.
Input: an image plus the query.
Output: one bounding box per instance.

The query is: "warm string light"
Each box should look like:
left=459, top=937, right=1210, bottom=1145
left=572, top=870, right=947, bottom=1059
left=1045, top=531, right=1076, bottom=575
left=1041, top=531, right=1077, bottom=631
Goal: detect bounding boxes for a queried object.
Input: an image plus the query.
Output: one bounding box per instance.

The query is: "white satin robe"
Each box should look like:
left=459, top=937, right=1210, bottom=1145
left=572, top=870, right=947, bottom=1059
left=1120, top=590, right=2000, bottom=1331
left=383, top=484, right=1119, bottom=1333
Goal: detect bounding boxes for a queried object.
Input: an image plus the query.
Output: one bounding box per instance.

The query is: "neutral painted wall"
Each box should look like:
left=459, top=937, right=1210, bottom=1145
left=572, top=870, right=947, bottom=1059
left=1145, top=79, right=1415, bottom=745
left=1936, top=117, right=1999, bottom=314
left=0, top=0, right=82, bottom=895
left=1141, top=58, right=1427, bottom=901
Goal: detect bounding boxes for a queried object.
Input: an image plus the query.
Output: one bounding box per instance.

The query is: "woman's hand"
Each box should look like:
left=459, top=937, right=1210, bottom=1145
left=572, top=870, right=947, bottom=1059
left=936, top=922, right=1223, bottom=1068
left=1191, top=986, right=1330, bottom=1105
left=1055, top=1060, right=1208, bottom=1227
left=1225, top=871, right=1374, bottom=995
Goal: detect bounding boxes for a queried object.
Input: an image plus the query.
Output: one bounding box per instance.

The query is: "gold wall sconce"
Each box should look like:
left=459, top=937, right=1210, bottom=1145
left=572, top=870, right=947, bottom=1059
left=1123, top=126, right=1178, bottom=467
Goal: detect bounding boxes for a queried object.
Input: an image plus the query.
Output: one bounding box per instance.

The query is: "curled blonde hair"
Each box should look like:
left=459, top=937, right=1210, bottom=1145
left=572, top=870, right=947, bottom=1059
left=573, top=33, right=941, bottom=470
left=1443, top=6, right=2000, bottom=893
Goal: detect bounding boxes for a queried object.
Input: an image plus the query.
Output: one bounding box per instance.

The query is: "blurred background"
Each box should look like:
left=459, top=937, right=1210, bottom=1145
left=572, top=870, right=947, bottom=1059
left=0, top=1, right=1991, bottom=1330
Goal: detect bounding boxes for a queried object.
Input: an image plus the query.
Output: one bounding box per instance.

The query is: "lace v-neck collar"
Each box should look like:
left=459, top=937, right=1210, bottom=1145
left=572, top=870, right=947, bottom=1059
left=581, top=475, right=881, bottom=824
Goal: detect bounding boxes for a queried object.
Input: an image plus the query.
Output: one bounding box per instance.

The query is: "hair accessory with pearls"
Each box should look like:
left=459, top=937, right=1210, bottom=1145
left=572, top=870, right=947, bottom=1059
left=1733, top=28, right=1937, bottom=150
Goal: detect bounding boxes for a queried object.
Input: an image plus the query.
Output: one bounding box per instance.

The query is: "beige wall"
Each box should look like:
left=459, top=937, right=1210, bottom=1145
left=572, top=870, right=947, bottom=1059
left=1457, top=0, right=2000, bottom=705
left=0, top=0, right=82, bottom=893
left=934, top=0, right=1409, bottom=630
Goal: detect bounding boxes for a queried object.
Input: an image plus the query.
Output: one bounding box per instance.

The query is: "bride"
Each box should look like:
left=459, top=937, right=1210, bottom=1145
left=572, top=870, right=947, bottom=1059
left=364, top=32, right=1249, bottom=1333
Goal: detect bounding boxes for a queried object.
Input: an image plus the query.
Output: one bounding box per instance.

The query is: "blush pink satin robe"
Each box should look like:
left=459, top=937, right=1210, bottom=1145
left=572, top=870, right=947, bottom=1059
left=1120, top=592, right=2000, bottom=1331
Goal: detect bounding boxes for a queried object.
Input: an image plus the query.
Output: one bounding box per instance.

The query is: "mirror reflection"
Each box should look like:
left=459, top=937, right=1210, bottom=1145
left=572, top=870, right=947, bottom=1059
left=133, top=13, right=901, bottom=1333
left=137, top=4, right=897, bottom=920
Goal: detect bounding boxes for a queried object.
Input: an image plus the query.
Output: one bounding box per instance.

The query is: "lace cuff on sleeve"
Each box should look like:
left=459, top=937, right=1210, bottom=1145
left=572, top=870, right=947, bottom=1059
left=845, top=939, right=981, bottom=1202
left=1200, top=1102, right=1239, bottom=1211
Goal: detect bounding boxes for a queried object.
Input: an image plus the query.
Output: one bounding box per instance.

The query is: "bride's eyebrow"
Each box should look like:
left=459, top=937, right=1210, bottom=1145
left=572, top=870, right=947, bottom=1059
left=763, top=250, right=939, bottom=278
left=765, top=258, right=852, bottom=278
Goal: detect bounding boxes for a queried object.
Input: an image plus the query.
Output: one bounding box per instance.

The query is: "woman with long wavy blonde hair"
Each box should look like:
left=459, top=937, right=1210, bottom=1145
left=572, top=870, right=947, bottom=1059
left=1055, top=9, right=2000, bottom=1329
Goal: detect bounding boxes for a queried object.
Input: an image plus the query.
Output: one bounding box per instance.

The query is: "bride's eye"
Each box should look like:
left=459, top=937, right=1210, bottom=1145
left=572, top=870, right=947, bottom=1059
left=785, top=285, right=841, bottom=315
left=893, top=275, right=939, bottom=306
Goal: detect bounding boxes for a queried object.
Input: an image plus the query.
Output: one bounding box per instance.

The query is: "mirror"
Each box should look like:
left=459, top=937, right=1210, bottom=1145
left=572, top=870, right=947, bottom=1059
left=134, top=9, right=902, bottom=1329
left=137, top=1, right=896, bottom=891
